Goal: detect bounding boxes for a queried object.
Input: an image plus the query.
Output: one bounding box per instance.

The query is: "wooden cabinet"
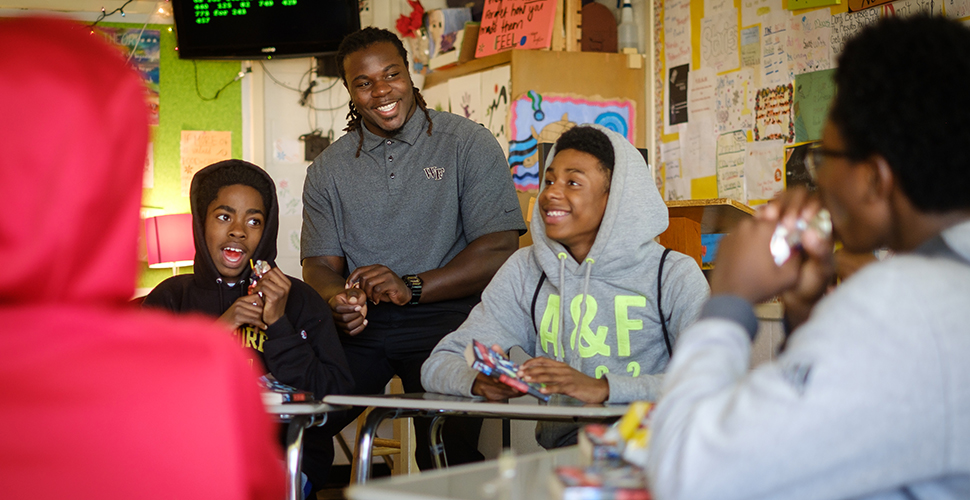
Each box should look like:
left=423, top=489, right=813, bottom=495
left=659, top=199, right=754, bottom=267
left=425, top=49, right=647, bottom=148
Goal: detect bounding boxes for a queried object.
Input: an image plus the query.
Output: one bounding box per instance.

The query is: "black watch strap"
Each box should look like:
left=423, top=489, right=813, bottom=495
left=402, top=274, right=423, bottom=306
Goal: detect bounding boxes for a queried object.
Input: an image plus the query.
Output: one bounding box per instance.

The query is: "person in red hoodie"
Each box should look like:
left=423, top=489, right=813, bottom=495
left=0, top=16, right=285, bottom=500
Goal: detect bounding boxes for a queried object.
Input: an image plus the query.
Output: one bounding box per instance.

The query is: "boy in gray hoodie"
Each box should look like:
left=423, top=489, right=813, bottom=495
left=421, top=125, right=710, bottom=447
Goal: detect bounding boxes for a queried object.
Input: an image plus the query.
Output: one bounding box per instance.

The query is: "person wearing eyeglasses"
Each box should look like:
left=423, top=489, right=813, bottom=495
left=647, top=15, right=970, bottom=500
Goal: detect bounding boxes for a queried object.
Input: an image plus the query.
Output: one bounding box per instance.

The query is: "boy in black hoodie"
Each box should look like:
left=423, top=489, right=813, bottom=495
left=144, top=160, right=354, bottom=403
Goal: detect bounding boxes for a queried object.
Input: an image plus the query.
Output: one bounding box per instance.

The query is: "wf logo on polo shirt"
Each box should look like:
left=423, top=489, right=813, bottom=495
left=423, top=166, right=445, bottom=180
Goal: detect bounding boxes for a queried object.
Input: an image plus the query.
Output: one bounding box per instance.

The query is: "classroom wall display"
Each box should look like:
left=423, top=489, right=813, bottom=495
left=652, top=0, right=961, bottom=204
left=508, top=92, right=636, bottom=190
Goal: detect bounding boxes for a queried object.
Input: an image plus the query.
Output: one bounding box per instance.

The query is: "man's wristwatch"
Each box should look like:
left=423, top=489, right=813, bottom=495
left=401, top=274, right=423, bottom=306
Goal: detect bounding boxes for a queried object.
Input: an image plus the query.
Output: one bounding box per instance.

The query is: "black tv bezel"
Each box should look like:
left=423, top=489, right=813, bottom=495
left=171, top=0, right=360, bottom=60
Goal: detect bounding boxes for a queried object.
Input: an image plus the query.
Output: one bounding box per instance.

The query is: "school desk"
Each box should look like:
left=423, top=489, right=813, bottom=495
left=267, top=401, right=347, bottom=500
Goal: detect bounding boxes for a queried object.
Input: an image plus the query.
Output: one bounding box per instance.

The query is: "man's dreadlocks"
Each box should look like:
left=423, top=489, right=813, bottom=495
left=336, top=27, right=433, bottom=158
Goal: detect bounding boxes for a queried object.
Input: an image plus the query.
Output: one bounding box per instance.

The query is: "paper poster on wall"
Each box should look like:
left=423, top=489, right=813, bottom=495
left=790, top=10, right=833, bottom=75
left=97, top=27, right=160, bottom=125
left=946, top=0, right=970, bottom=18
left=831, top=9, right=880, bottom=58
left=481, top=65, right=512, bottom=159
left=701, top=9, right=741, bottom=73
left=664, top=0, right=692, bottom=67
left=277, top=215, right=302, bottom=258
left=716, top=130, right=747, bottom=202
left=661, top=140, right=689, bottom=200
left=754, top=84, right=794, bottom=144
left=793, top=68, right=836, bottom=143
left=883, top=0, right=943, bottom=17
left=144, top=142, right=154, bottom=189
left=476, top=0, right=557, bottom=57
left=688, top=67, right=716, bottom=122
left=741, top=0, right=773, bottom=27
left=682, top=111, right=717, bottom=181
left=180, top=131, right=231, bottom=196
left=714, top=68, right=755, bottom=134
left=423, top=83, right=451, bottom=112
left=274, top=176, right=302, bottom=217
left=740, top=26, right=761, bottom=69
left=448, top=72, right=483, bottom=124
left=273, top=138, right=304, bottom=164
left=668, top=64, right=689, bottom=127
left=762, top=13, right=793, bottom=87
left=706, top=0, right=733, bottom=17
left=745, top=139, right=785, bottom=202
left=508, top=92, right=636, bottom=190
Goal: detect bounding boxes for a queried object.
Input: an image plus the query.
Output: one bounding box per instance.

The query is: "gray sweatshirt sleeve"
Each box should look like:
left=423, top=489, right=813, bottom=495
left=647, top=261, right=958, bottom=500
left=421, top=250, right=539, bottom=396
left=606, top=253, right=710, bottom=404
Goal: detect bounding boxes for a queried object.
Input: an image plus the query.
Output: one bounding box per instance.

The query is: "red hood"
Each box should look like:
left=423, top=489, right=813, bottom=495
left=0, top=16, right=149, bottom=305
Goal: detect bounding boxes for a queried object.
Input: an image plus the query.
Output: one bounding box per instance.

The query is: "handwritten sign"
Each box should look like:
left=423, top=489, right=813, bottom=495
left=745, top=139, right=785, bottom=202
left=180, top=130, right=231, bottom=197
left=664, top=0, right=692, bottom=67
left=831, top=8, right=879, bottom=58
left=701, top=9, right=740, bottom=73
left=716, top=130, right=748, bottom=202
left=790, top=10, right=833, bottom=76
left=476, top=0, right=557, bottom=57
left=754, top=83, right=794, bottom=144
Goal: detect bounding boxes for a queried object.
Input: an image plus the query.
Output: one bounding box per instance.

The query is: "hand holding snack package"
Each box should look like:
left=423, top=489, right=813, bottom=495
left=465, top=340, right=550, bottom=402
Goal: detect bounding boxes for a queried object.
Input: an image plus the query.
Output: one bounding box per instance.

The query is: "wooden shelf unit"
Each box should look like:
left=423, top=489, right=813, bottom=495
left=659, top=198, right=754, bottom=267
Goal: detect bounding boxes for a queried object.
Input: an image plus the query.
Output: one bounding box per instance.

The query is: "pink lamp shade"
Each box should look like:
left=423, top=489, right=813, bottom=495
left=145, top=213, right=195, bottom=272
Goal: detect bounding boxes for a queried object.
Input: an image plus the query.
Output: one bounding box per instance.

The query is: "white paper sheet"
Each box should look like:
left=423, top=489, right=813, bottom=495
left=688, top=67, right=717, bottom=122
left=682, top=111, right=717, bottom=181
left=745, top=139, right=785, bottom=201
left=422, top=82, right=451, bottom=113
left=790, top=9, right=833, bottom=76
left=664, top=0, right=692, bottom=67
left=741, top=0, right=773, bottom=28
left=715, top=67, right=755, bottom=134
left=706, top=0, right=732, bottom=17
left=762, top=12, right=793, bottom=87
left=716, top=130, right=748, bottom=202
left=701, top=9, right=741, bottom=73
left=946, top=0, right=970, bottom=18
left=830, top=9, right=880, bottom=59
left=448, top=72, right=483, bottom=124
left=480, top=65, right=512, bottom=159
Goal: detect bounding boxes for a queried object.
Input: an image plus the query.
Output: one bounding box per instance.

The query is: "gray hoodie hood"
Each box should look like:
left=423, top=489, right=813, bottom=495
left=531, top=124, right=669, bottom=281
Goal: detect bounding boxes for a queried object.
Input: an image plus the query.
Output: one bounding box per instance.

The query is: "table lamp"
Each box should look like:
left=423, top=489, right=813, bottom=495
left=145, top=213, right=194, bottom=275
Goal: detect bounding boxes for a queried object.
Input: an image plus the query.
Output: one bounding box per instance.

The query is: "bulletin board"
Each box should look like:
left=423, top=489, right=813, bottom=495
left=100, top=23, right=244, bottom=289
left=651, top=0, right=969, bottom=205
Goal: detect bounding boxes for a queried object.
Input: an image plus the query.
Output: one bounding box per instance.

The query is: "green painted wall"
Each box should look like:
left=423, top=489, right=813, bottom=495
left=107, top=22, right=245, bottom=290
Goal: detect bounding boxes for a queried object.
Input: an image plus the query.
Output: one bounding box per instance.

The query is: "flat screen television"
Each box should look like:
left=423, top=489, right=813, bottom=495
left=172, top=0, right=360, bottom=60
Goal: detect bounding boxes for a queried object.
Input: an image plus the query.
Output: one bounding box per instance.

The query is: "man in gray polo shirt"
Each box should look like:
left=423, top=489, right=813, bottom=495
left=300, top=27, right=526, bottom=489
